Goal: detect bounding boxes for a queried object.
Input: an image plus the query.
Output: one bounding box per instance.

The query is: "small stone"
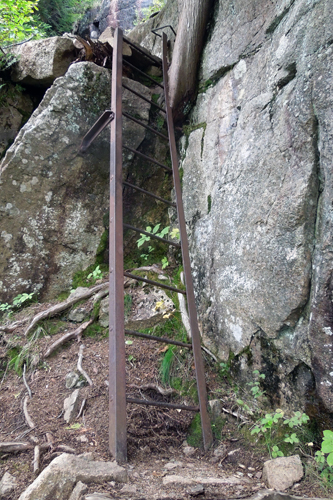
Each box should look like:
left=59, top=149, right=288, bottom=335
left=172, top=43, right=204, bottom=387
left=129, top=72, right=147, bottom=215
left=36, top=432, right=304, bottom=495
left=0, top=472, right=17, bottom=496
left=187, top=484, right=204, bottom=496
left=69, top=481, right=88, bottom=500
left=164, top=461, right=183, bottom=470
left=208, top=399, right=222, bottom=419
left=255, top=471, right=262, bottom=479
left=64, top=389, right=81, bottom=423
left=65, top=372, right=80, bottom=389
left=77, top=435, right=88, bottom=442
left=163, top=475, right=194, bottom=486
left=213, top=444, right=227, bottom=457
left=183, top=446, right=196, bottom=456
left=120, top=484, right=137, bottom=494
left=262, top=455, right=303, bottom=491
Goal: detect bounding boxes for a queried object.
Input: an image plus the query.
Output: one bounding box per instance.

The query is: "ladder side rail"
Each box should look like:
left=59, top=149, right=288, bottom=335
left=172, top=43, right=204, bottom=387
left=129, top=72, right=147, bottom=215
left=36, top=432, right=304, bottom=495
left=109, top=27, right=127, bottom=463
left=161, top=33, right=213, bottom=451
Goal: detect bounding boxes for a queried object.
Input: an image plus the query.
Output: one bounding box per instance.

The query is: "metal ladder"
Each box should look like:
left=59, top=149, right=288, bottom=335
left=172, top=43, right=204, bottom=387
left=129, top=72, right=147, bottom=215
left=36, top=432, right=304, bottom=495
left=81, top=27, right=213, bottom=463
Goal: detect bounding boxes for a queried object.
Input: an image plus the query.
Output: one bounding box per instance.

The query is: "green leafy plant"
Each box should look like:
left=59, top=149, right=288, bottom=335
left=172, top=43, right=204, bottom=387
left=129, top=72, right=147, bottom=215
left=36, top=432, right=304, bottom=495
left=315, top=430, right=333, bottom=484
left=251, top=408, right=310, bottom=459
left=133, top=0, right=166, bottom=25
left=136, top=223, right=171, bottom=267
left=161, top=257, right=169, bottom=270
left=0, top=292, right=34, bottom=316
left=247, top=369, right=266, bottom=399
left=86, top=265, right=103, bottom=282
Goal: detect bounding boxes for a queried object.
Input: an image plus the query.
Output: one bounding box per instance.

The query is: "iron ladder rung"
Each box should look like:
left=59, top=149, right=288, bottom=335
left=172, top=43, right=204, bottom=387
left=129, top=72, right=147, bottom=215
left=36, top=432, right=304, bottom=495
left=122, top=83, right=166, bottom=113
left=126, top=398, right=199, bottom=412
left=123, top=145, right=172, bottom=172
left=123, top=35, right=162, bottom=66
left=124, top=272, right=186, bottom=295
left=125, top=329, right=192, bottom=348
left=123, top=60, right=164, bottom=89
left=123, top=181, right=176, bottom=207
left=123, top=112, right=168, bottom=140
left=123, top=223, right=180, bottom=248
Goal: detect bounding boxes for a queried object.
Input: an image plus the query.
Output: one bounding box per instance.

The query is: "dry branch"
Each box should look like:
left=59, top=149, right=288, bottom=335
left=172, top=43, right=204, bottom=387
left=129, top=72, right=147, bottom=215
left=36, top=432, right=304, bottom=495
left=0, top=442, right=33, bottom=453
left=23, top=396, right=35, bottom=429
left=57, top=445, right=76, bottom=453
left=44, top=320, right=93, bottom=358
left=77, top=345, right=93, bottom=386
left=24, top=283, right=108, bottom=336
left=33, top=445, right=40, bottom=474
left=77, top=398, right=86, bottom=419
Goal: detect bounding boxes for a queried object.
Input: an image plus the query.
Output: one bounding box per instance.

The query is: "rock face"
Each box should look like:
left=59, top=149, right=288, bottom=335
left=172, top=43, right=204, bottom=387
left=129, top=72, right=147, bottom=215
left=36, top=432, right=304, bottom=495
left=75, top=0, right=157, bottom=39
left=181, top=0, right=333, bottom=411
left=10, top=37, right=78, bottom=88
left=0, top=83, right=35, bottom=158
left=0, top=62, right=151, bottom=302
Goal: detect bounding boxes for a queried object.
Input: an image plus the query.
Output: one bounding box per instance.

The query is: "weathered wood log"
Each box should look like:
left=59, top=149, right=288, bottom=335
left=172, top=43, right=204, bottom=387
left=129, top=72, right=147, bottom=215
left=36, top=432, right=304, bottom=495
left=0, top=442, right=33, bottom=453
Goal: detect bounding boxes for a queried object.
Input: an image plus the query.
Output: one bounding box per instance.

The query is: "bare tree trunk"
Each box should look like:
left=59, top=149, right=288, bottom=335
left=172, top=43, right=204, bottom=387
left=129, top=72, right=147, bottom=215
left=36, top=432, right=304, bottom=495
left=168, top=0, right=213, bottom=118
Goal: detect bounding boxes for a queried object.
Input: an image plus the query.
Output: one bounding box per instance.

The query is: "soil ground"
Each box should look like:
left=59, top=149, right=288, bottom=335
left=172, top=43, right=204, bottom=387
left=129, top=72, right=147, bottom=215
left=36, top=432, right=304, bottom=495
left=0, top=301, right=332, bottom=499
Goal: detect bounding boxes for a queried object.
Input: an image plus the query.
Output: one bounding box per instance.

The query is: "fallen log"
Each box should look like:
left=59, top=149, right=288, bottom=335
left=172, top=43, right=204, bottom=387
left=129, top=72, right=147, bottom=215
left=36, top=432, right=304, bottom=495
left=0, top=442, right=33, bottom=453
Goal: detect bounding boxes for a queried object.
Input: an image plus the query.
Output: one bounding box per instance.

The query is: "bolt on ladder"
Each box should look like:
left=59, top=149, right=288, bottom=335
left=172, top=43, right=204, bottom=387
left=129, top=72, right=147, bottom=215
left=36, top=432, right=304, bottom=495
left=81, top=27, right=213, bottom=463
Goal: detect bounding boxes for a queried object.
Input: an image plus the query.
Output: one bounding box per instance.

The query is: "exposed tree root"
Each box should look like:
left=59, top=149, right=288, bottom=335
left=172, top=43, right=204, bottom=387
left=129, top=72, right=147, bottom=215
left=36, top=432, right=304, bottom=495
left=33, top=445, right=40, bottom=474
left=24, top=283, right=108, bottom=337
left=77, top=345, right=93, bottom=386
left=23, top=396, right=35, bottom=429
left=44, top=320, right=93, bottom=358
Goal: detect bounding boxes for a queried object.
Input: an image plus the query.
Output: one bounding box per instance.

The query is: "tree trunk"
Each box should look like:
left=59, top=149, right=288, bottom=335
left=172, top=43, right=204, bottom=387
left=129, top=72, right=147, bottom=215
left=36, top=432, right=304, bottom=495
left=168, top=0, right=213, bottom=118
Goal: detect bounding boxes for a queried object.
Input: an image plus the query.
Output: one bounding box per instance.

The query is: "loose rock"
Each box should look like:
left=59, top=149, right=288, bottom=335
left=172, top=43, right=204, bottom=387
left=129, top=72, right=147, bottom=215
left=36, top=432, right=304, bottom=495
left=64, top=389, right=81, bottom=423
left=262, top=455, right=303, bottom=491
left=0, top=471, right=17, bottom=497
left=18, top=453, right=127, bottom=500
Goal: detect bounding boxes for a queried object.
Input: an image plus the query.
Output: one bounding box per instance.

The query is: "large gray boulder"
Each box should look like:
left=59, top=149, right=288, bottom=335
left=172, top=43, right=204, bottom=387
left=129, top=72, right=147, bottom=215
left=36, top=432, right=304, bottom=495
left=10, top=37, right=78, bottom=88
left=0, top=61, right=151, bottom=302
left=181, top=0, right=333, bottom=411
left=18, top=453, right=127, bottom=500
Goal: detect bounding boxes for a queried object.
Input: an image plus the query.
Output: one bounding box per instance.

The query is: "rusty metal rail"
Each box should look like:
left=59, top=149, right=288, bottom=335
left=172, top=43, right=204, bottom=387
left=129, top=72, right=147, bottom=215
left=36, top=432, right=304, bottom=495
left=80, top=27, right=213, bottom=462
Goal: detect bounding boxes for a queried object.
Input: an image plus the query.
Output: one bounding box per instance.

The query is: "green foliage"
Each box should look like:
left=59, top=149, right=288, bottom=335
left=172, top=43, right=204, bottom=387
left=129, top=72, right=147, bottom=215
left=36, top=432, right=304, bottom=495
left=161, top=257, right=169, bottom=269
left=84, top=322, right=107, bottom=338
left=8, top=326, right=45, bottom=375
left=133, top=0, right=166, bottom=26
left=86, top=265, right=103, bottom=282
left=247, top=370, right=266, bottom=399
left=161, top=345, right=175, bottom=384
left=187, top=413, right=202, bottom=447
left=250, top=408, right=310, bottom=459
left=0, top=0, right=42, bottom=47
left=315, top=430, right=333, bottom=484
left=37, top=0, right=96, bottom=36
left=0, top=292, right=34, bottom=316
left=136, top=223, right=171, bottom=269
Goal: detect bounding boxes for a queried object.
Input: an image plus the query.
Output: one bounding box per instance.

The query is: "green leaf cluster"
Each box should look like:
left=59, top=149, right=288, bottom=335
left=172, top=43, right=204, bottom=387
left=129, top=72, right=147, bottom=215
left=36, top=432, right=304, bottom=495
left=133, top=0, right=166, bottom=26
left=0, top=0, right=41, bottom=46
left=251, top=409, right=309, bottom=459
left=37, top=0, right=96, bottom=36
